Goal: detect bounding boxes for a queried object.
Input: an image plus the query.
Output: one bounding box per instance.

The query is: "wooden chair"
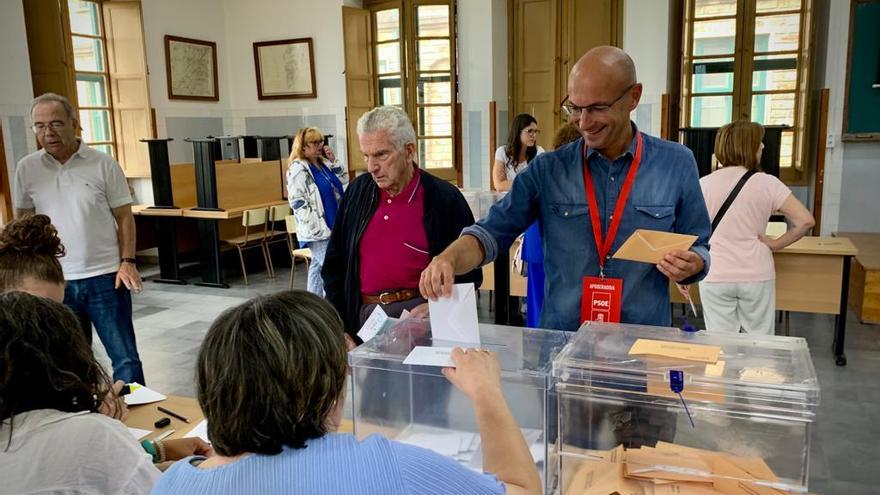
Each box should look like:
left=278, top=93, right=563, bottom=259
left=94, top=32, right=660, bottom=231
left=265, top=204, right=292, bottom=278
left=284, top=215, right=313, bottom=289
left=220, top=207, right=272, bottom=285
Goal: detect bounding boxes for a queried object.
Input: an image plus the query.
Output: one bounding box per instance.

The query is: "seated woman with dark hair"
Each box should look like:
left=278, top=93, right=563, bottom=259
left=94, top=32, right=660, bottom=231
left=0, top=293, right=151, bottom=493
left=0, top=218, right=212, bottom=494
left=153, top=290, right=542, bottom=495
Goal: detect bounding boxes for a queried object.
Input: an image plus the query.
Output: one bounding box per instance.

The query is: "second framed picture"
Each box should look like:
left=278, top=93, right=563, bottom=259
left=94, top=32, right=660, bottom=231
left=253, top=38, right=317, bottom=100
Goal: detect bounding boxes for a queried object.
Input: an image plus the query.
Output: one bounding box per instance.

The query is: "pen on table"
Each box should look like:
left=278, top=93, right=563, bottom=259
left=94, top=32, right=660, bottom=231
left=157, top=406, right=190, bottom=423
left=154, top=429, right=175, bottom=442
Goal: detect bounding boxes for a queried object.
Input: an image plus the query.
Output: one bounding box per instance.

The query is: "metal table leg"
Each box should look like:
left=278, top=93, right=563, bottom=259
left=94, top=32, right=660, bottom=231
left=833, top=255, right=852, bottom=366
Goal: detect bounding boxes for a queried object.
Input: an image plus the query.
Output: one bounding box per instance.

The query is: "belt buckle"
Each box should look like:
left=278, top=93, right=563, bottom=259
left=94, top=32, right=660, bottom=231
left=378, top=291, right=394, bottom=305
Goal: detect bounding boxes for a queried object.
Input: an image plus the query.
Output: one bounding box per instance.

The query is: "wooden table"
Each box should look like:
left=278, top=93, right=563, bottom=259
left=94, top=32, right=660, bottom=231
left=671, top=236, right=858, bottom=366
left=835, top=232, right=880, bottom=324
left=126, top=395, right=204, bottom=442
left=133, top=200, right=288, bottom=288
left=132, top=205, right=187, bottom=285
left=125, top=395, right=352, bottom=442
left=181, top=200, right=288, bottom=288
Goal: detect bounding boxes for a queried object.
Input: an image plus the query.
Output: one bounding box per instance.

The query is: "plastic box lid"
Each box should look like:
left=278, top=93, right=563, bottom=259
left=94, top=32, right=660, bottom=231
left=349, top=318, right=572, bottom=389
left=552, top=322, right=819, bottom=420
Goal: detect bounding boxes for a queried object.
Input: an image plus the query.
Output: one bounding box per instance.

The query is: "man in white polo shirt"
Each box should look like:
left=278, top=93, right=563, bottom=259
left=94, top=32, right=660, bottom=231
left=13, top=93, right=145, bottom=384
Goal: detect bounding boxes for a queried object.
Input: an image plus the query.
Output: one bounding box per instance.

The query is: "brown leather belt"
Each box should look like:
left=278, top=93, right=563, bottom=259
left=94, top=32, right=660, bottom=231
left=361, top=288, right=421, bottom=305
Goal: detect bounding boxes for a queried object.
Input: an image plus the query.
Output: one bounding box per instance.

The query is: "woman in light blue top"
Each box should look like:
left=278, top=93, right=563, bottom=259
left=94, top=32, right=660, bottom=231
left=151, top=290, right=542, bottom=495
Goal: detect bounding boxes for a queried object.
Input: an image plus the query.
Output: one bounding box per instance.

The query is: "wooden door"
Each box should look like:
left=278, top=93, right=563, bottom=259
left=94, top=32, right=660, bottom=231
left=342, top=6, right=375, bottom=176
left=511, top=0, right=558, bottom=149
left=104, top=1, right=153, bottom=177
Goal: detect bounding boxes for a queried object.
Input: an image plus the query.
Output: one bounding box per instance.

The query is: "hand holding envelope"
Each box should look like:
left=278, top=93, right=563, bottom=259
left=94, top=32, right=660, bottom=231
left=612, top=229, right=698, bottom=264
left=613, top=229, right=704, bottom=282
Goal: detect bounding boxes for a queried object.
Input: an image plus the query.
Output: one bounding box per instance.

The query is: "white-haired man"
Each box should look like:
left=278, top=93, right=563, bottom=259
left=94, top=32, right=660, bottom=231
left=322, top=106, right=481, bottom=342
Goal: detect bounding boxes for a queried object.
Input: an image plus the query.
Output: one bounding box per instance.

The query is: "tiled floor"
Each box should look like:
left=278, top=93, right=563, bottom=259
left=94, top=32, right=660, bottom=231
left=90, top=260, right=880, bottom=494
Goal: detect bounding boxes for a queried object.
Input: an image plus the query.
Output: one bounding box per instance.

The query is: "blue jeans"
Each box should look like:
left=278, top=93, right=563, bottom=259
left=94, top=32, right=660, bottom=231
left=307, top=239, right=329, bottom=296
left=64, top=273, right=146, bottom=384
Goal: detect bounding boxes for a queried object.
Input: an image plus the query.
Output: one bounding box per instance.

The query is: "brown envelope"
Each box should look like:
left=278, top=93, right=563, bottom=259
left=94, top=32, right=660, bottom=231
left=613, top=229, right=698, bottom=264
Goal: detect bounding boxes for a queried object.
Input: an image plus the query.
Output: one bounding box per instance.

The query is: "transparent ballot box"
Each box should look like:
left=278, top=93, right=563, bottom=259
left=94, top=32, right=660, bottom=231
left=552, top=322, right=819, bottom=495
left=349, top=319, right=572, bottom=493
left=460, top=188, right=506, bottom=221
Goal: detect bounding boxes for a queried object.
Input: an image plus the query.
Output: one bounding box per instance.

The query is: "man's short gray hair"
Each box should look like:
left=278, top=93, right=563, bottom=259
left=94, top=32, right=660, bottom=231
left=31, top=93, right=77, bottom=123
left=356, top=106, right=416, bottom=150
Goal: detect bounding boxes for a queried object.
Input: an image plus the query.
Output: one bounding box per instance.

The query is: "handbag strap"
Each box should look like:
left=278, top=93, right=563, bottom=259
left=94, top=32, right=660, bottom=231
left=711, top=170, right=757, bottom=234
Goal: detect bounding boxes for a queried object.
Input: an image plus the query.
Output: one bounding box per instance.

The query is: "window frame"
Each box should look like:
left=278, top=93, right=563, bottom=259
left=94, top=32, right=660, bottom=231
left=680, top=0, right=814, bottom=185
left=68, top=0, right=117, bottom=158
left=366, top=0, right=459, bottom=183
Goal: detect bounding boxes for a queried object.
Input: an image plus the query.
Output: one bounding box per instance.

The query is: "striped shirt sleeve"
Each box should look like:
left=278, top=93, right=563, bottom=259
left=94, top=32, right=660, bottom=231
left=389, top=441, right=507, bottom=495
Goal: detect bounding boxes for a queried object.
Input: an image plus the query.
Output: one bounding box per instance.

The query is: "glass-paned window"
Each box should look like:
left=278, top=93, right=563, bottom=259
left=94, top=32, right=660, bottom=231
left=682, top=0, right=810, bottom=182
left=68, top=0, right=114, bottom=157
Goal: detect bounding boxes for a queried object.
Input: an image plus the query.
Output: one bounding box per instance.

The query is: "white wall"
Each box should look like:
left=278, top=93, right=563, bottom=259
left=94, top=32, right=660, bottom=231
left=458, top=0, right=509, bottom=188
left=1, top=0, right=37, bottom=199
left=134, top=0, right=357, bottom=202
left=816, top=1, right=853, bottom=234
left=220, top=0, right=349, bottom=128
left=623, top=0, right=669, bottom=136
left=141, top=0, right=231, bottom=134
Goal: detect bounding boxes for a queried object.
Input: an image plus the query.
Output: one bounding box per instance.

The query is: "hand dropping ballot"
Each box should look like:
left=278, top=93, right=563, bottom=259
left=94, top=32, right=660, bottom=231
left=403, top=283, right=480, bottom=368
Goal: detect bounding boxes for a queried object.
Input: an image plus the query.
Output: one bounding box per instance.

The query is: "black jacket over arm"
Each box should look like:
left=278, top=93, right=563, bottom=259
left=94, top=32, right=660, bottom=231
left=322, top=169, right=482, bottom=337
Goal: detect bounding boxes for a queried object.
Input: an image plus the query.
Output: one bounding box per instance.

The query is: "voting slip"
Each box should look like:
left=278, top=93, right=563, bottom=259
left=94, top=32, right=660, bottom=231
left=612, top=229, right=698, bottom=264
left=403, top=346, right=456, bottom=367
left=428, top=283, right=480, bottom=345
left=123, top=383, right=166, bottom=405
left=357, top=305, right=391, bottom=343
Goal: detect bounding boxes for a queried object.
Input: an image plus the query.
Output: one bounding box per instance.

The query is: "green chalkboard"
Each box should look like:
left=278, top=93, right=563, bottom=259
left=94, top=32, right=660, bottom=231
left=843, top=0, right=880, bottom=139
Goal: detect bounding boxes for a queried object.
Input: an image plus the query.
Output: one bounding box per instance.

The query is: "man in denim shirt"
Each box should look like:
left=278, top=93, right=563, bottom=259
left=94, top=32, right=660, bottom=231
left=421, top=46, right=711, bottom=450
left=421, top=46, right=710, bottom=332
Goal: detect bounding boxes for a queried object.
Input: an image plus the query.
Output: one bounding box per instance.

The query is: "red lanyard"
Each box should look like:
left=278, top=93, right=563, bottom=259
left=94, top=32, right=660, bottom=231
left=582, top=132, right=643, bottom=277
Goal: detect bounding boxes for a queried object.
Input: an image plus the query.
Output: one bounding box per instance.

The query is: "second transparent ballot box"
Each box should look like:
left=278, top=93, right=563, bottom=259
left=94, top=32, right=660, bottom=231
left=349, top=319, right=571, bottom=493
left=552, top=322, right=819, bottom=495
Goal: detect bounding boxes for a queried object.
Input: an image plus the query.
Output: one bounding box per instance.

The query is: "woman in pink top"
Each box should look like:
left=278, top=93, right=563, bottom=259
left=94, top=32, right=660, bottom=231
left=698, top=121, right=814, bottom=334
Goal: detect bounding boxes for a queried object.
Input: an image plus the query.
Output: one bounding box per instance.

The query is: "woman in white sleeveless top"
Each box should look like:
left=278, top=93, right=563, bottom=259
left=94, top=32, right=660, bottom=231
left=492, top=113, right=544, bottom=191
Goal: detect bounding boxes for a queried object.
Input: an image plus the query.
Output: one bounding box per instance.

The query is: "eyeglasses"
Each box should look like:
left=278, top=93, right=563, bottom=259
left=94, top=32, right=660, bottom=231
left=306, top=140, right=324, bottom=147
left=523, top=128, right=541, bottom=136
left=560, top=84, right=636, bottom=120
left=31, top=121, right=68, bottom=134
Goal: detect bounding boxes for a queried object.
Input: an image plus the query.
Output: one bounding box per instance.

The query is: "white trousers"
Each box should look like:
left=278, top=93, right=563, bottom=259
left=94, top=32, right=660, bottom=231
left=698, top=280, right=776, bottom=335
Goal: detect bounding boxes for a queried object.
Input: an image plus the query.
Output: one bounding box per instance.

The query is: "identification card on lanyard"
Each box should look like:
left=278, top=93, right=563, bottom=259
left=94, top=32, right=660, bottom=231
left=580, top=132, right=643, bottom=325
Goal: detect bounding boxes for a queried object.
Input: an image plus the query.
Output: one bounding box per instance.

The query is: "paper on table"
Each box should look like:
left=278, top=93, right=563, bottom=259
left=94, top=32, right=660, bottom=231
left=127, top=427, right=152, bottom=440
left=123, top=383, right=167, bottom=405
left=403, top=346, right=455, bottom=367
left=357, top=305, right=389, bottom=343
left=183, top=419, right=210, bottom=443
left=613, top=229, right=698, bottom=264
left=629, top=339, right=721, bottom=364
left=428, top=283, right=480, bottom=345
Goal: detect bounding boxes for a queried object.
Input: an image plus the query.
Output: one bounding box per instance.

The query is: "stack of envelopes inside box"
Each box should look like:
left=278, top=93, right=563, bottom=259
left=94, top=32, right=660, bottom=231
left=565, top=442, right=814, bottom=495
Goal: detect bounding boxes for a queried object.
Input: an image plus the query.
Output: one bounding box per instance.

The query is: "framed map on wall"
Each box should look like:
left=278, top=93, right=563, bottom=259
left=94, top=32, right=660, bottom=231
left=164, top=35, right=219, bottom=101
left=253, top=38, right=317, bottom=100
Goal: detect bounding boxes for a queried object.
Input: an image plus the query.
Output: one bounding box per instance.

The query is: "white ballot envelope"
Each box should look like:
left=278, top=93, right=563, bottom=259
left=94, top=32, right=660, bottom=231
left=403, top=346, right=456, bottom=367
left=428, top=283, right=480, bottom=345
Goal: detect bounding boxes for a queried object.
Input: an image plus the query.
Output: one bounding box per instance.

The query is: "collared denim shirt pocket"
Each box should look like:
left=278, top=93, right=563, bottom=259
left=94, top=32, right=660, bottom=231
left=633, top=204, right=676, bottom=231
left=546, top=202, right=591, bottom=253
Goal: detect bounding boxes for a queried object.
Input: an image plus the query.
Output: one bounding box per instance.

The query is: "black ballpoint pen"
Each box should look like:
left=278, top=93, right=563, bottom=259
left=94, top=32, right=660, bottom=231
left=157, top=406, right=190, bottom=423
